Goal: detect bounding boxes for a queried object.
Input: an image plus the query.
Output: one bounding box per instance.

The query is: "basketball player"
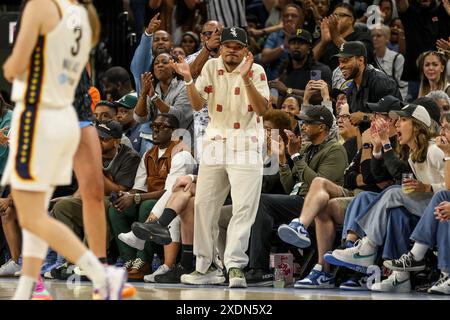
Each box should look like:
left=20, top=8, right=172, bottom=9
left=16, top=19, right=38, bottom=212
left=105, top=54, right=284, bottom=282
left=2, top=0, right=126, bottom=300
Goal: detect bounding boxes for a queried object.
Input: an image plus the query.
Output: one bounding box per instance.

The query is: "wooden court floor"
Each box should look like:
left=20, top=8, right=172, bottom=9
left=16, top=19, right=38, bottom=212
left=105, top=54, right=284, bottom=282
left=1, top=278, right=449, bottom=300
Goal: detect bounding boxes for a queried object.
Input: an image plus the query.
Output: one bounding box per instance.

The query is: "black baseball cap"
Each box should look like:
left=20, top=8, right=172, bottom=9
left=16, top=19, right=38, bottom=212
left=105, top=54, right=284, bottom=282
left=388, top=104, right=431, bottom=127
left=333, top=41, right=367, bottom=59
left=288, top=28, right=313, bottom=44
left=295, top=106, right=334, bottom=128
left=96, top=120, right=123, bottom=139
left=220, top=27, right=248, bottom=46
left=366, top=95, right=404, bottom=113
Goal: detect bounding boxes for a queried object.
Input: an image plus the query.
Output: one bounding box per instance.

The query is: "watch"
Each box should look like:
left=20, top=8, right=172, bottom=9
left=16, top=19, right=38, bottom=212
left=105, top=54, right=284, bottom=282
left=286, top=88, right=293, bottom=95
left=383, top=143, right=392, bottom=151
left=291, top=152, right=302, bottom=162
left=134, top=193, right=142, bottom=205
left=363, top=143, right=373, bottom=149
left=150, top=93, right=159, bottom=102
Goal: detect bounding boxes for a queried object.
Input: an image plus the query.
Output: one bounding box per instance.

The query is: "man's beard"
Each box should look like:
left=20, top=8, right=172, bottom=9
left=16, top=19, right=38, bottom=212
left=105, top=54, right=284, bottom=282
left=348, top=65, right=360, bottom=80
left=291, top=51, right=305, bottom=62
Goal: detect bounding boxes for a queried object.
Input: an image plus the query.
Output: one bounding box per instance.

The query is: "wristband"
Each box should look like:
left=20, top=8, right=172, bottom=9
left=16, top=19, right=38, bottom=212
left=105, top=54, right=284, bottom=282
left=150, top=93, right=159, bottom=102
left=184, top=79, right=194, bottom=86
left=444, top=157, right=450, bottom=161
left=144, top=30, right=152, bottom=37
left=188, top=174, right=196, bottom=183
left=372, top=150, right=382, bottom=159
left=280, top=44, right=285, bottom=50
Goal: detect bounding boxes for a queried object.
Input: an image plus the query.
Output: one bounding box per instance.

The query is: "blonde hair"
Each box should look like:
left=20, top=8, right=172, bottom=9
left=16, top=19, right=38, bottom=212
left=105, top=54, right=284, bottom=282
left=79, top=0, right=101, bottom=47
left=371, top=25, right=390, bottom=39
left=417, top=51, right=448, bottom=97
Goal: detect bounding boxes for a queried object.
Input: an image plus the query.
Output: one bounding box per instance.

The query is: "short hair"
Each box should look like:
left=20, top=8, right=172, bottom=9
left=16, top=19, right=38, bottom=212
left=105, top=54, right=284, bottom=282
left=102, top=66, right=131, bottom=85
left=333, top=3, right=355, bottom=20
left=283, top=3, right=303, bottom=15
left=263, top=109, right=296, bottom=143
left=156, top=113, right=180, bottom=129
left=371, top=24, right=390, bottom=39
left=426, top=90, right=450, bottom=106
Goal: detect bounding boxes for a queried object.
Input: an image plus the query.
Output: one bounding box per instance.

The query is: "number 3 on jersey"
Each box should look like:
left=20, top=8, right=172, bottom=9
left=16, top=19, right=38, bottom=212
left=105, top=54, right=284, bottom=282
left=71, top=27, right=83, bottom=56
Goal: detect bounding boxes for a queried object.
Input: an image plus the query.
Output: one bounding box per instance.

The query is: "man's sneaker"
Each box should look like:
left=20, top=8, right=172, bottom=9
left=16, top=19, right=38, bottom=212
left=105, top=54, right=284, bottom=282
left=40, top=261, right=60, bottom=276
left=371, top=271, right=411, bottom=293
left=245, top=269, right=274, bottom=287
left=339, top=273, right=369, bottom=291
left=294, top=264, right=335, bottom=289
left=122, top=260, right=134, bottom=271
left=323, top=240, right=355, bottom=263
left=228, top=268, right=247, bottom=288
left=154, top=264, right=192, bottom=284
left=31, top=277, right=53, bottom=300
left=277, top=218, right=311, bottom=248
left=181, top=265, right=225, bottom=285
left=128, top=258, right=150, bottom=280
left=0, top=259, right=21, bottom=277
left=324, top=238, right=376, bottom=273
left=118, top=231, right=146, bottom=251
left=132, top=221, right=172, bottom=246
left=428, top=273, right=450, bottom=295
left=383, top=252, right=426, bottom=272
left=143, top=264, right=171, bottom=283
left=45, top=262, right=74, bottom=280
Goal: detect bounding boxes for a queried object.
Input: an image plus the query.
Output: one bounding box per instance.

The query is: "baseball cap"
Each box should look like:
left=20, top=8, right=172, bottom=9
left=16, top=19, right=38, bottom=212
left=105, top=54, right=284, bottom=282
left=220, top=27, right=248, bottom=46
left=333, top=41, right=367, bottom=59
left=96, top=120, right=123, bottom=139
left=288, top=28, right=312, bottom=44
left=115, top=92, right=138, bottom=109
left=366, top=95, right=404, bottom=113
left=388, top=104, right=431, bottom=127
left=295, top=105, right=334, bottom=128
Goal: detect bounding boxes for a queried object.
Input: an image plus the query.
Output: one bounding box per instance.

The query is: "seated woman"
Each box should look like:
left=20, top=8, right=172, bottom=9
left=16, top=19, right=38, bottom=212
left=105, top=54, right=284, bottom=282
left=382, top=112, right=450, bottom=295
left=327, top=104, right=445, bottom=293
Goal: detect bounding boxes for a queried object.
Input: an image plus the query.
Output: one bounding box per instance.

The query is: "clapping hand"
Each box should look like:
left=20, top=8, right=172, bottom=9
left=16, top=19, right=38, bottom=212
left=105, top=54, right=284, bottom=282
left=284, top=129, right=302, bottom=156
left=169, top=56, right=192, bottom=81
left=140, top=72, right=155, bottom=97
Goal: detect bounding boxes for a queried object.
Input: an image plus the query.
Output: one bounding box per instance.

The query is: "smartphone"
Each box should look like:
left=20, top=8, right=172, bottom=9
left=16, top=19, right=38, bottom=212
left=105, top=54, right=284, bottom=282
left=310, top=70, right=322, bottom=81
left=110, top=191, right=119, bottom=205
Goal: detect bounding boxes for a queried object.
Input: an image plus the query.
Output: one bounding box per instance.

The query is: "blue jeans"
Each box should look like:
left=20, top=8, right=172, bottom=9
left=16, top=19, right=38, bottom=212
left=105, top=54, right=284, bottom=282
left=411, top=190, right=450, bottom=273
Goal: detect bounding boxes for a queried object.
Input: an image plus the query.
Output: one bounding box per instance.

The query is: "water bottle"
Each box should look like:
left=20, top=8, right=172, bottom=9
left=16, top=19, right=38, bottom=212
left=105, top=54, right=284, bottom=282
left=151, top=253, right=161, bottom=273
left=273, top=266, right=285, bottom=288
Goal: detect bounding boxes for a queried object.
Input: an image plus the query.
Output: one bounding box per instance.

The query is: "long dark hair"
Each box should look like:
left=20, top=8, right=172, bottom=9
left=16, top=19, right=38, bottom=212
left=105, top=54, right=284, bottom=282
left=0, top=93, right=10, bottom=119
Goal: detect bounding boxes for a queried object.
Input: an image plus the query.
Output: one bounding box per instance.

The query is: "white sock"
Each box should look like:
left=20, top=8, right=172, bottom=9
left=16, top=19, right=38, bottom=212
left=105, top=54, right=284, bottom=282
left=360, top=237, right=377, bottom=255
left=76, top=251, right=106, bottom=289
left=410, top=242, right=428, bottom=261
left=393, top=270, right=410, bottom=281
left=13, top=275, right=36, bottom=300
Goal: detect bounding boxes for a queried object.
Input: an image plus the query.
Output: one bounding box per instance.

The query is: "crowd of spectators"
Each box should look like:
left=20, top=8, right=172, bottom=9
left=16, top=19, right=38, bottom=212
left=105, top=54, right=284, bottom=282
left=1, top=0, right=450, bottom=294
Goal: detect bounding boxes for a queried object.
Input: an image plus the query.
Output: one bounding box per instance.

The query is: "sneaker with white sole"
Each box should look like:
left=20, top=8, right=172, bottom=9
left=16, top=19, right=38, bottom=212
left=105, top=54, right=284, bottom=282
left=370, top=271, right=411, bottom=293
left=294, top=264, right=335, bottom=289
left=428, top=273, right=450, bottom=295
left=324, top=237, right=376, bottom=273
left=339, top=274, right=369, bottom=291
left=118, top=231, right=146, bottom=251
left=0, top=259, right=21, bottom=277
left=277, top=218, right=311, bottom=248
left=96, top=266, right=127, bottom=300
left=143, top=264, right=170, bottom=283
left=383, top=252, right=426, bottom=272
left=228, top=268, right=247, bottom=288
left=181, top=265, right=225, bottom=285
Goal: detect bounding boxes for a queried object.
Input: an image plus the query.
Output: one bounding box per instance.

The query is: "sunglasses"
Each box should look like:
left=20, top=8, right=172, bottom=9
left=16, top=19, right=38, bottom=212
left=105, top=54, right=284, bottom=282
left=202, top=31, right=214, bottom=37
left=333, top=12, right=352, bottom=19
left=150, top=122, right=174, bottom=131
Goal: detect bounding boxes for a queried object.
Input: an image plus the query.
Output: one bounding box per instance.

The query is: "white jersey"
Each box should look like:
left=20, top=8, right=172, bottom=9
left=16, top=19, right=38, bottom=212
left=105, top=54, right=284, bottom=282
left=11, top=0, right=92, bottom=109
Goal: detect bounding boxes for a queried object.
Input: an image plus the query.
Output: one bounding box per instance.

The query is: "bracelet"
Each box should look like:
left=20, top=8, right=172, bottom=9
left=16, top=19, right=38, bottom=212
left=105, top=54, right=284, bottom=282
left=372, top=150, right=382, bottom=159
left=144, top=30, right=152, bottom=37
left=184, top=78, right=193, bottom=86
left=280, top=44, right=285, bottom=50
left=188, top=174, right=196, bottom=183
left=444, top=157, right=450, bottom=161
left=204, top=42, right=213, bottom=52
left=150, top=93, right=159, bottom=102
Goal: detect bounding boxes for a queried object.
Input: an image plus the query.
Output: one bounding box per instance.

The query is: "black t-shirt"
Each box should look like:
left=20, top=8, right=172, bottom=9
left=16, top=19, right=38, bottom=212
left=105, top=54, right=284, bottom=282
left=319, top=29, right=374, bottom=71
left=343, top=136, right=358, bottom=164
left=399, top=2, right=450, bottom=81
left=280, top=61, right=332, bottom=92
left=103, top=144, right=141, bottom=189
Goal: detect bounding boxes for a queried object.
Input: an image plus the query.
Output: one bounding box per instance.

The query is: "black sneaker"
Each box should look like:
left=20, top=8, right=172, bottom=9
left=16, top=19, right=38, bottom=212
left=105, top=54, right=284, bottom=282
left=383, top=252, right=426, bottom=272
left=245, top=269, right=274, bottom=287
left=132, top=221, right=172, bottom=246
left=154, top=264, right=193, bottom=284
left=49, top=263, right=74, bottom=280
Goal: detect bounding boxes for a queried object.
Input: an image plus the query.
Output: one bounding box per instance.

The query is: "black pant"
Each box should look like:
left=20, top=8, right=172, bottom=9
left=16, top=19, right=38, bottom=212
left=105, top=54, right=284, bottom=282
left=248, top=193, right=304, bottom=270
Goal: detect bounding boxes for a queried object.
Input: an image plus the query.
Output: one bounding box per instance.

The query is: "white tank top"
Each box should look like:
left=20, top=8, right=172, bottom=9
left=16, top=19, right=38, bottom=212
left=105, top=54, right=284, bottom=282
left=11, top=0, right=92, bottom=109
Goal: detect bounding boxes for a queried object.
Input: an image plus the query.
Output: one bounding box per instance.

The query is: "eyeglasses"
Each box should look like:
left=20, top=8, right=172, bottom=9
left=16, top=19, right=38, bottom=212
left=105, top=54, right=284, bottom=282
left=150, top=122, right=173, bottom=131
left=333, top=12, right=352, bottom=19
left=337, top=114, right=351, bottom=120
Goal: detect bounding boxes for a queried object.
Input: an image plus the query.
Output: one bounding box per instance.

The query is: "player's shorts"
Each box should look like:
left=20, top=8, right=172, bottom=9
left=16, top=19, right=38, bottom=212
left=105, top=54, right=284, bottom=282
left=1, top=103, right=80, bottom=192
left=79, top=120, right=93, bottom=129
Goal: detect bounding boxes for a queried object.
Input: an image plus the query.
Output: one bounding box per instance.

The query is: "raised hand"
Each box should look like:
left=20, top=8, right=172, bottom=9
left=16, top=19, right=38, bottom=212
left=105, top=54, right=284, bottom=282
left=284, top=129, right=302, bottom=156
left=140, top=72, right=155, bottom=96
left=169, top=56, right=192, bottom=81
left=146, top=13, right=161, bottom=35
left=240, top=51, right=254, bottom=79
left=320, top=17, right=331, bottom=43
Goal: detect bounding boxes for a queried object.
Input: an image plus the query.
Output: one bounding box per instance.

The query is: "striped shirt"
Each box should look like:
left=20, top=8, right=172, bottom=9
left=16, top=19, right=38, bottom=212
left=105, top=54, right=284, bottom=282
left=206, top=0, right=247, bottom=28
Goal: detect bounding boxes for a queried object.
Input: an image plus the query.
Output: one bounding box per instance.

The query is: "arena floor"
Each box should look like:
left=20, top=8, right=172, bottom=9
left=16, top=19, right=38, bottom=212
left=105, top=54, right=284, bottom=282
left=0, top=278, right=449, bottom=300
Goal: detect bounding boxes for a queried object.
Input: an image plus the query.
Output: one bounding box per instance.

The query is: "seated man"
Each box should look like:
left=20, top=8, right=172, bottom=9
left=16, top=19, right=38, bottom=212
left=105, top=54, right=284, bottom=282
left=108, top=113, right=195, bottom=281
left=245, top=106, right=348, bottom=284
left=51, top=120, right=140, bottom=275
